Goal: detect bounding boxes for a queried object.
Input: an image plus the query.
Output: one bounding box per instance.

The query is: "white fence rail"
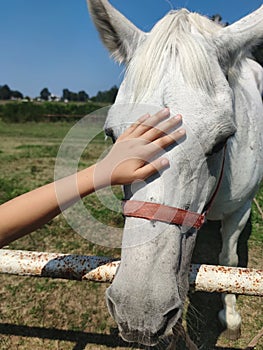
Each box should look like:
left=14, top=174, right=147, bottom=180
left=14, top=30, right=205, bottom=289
left=0, top=249, right=262, bottom=296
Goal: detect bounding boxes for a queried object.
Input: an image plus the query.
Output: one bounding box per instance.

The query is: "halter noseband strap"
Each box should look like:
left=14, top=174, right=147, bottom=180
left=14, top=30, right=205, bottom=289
left=122, top=145, right=227, bottom=230
left=122, top=200, right=205, bottom=229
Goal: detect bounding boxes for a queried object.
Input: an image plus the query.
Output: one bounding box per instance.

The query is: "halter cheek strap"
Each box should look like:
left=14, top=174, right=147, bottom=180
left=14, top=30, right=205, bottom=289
left=122, top=145, right=227, bottom=230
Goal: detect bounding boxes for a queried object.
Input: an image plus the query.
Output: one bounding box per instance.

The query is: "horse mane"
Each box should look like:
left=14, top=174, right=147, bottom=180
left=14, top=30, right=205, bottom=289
left=126, top=9, right=223, bottom=102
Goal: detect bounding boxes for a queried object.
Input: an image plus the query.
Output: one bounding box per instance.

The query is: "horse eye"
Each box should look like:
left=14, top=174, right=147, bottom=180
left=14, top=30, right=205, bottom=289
left=207, top=141, right=226, bottom=156
left=105, top=127, right=116, bottom=143
left=212, top=141, right=226, bottom=153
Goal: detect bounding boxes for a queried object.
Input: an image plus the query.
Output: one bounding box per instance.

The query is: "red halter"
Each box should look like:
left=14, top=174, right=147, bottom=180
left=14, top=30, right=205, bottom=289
left=122, top=146, right=227, bottom=230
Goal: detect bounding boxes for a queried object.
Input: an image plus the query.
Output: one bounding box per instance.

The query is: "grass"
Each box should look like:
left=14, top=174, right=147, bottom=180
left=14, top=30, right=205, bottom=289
left=251, top=182, right=263, bottom=243
left=0, top=120, right=262, bottom=350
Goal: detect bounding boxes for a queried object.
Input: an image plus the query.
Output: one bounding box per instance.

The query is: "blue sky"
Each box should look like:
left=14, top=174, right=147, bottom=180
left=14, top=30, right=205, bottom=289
left=0, top=0, right=262, bottom=98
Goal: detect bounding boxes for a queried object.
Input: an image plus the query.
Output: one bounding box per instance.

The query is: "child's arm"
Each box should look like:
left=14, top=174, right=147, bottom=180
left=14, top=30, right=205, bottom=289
left=0, top=108, right=184, bottom=247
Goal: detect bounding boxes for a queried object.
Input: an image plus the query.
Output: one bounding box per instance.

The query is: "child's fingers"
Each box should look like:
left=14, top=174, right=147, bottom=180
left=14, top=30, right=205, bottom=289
left=154, top=128, right=186, bottom=149
left=141, top=114, right=182, bottom=142
left=117, top=113, right=150, bottom=140
left=121, top=108, right=170, bottom=139
left=130, top=108, right=170, bottom=137
left=141, top=127, right=185, bottom=160
left=133, top=157, right=170, bottom=180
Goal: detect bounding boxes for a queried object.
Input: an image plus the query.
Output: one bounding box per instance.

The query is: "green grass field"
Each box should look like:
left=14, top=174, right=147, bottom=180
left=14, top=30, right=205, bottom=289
left=0, top=120, right=262, bottom=350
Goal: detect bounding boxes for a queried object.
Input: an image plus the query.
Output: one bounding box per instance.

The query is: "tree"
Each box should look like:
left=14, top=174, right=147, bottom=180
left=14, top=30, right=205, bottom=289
left=40, top=87, right=51, bottom=101
left=0, top=85, right=12, bottom=100
left=210, top=14, right=229, bottom=27
left=62, top=88, right=70, bottom=101
left=91, top=85, right=118, bottom=103
left=70, top=92, right=78, bottom=102
left=78, top=90, right=89, bottom=102
left=62, top=88, right=89, bottom=102
left=11, top=90, right=23, bottom=99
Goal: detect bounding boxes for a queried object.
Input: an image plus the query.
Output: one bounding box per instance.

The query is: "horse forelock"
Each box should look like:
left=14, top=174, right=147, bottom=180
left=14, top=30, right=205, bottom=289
left=125, top=9, right=230, bottom=103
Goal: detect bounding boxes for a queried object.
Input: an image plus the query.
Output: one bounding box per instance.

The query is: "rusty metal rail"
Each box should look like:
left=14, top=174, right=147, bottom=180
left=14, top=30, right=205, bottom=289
left=0, top=249, right=262, bottom=296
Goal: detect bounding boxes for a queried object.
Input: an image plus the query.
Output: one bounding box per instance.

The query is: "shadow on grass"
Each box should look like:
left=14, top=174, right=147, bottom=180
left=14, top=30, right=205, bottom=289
left=0, top=322, right=244, bottom=350
left=0, top=323, right=145, bottom=350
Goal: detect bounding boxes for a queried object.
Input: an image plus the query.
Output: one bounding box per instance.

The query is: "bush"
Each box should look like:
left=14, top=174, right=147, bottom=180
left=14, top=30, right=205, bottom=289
left=0, top=101, right=102, bottom=123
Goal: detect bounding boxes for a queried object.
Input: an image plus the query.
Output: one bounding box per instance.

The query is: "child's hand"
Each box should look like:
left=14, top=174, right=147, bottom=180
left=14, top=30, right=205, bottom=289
left=96, top=108, right=185, bottom=186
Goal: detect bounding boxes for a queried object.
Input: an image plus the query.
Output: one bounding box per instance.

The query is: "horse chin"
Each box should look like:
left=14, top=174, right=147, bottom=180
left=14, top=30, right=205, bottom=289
left=118, top=307, right=183, bottom=347
left=120, top=331, right=159, bottom=347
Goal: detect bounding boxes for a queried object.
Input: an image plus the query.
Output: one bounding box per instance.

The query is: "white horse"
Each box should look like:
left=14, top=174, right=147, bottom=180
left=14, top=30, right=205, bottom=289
left=87, top=0, right=263, bottom=347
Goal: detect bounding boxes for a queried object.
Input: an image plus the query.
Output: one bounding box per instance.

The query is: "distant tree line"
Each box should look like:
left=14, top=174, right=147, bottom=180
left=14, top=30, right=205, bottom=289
left=40, top=85, right=118, bottom=103
left=62, top=89, right=89, bottom=102
left=0, top=85, right=119, bottom=104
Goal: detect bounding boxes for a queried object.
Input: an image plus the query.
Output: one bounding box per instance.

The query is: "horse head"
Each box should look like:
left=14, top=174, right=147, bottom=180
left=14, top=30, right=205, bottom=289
left=87, top=1, right=263, bottom=346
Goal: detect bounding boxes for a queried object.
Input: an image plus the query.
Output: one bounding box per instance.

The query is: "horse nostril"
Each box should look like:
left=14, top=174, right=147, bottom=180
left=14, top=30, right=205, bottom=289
left=158, top=307, right=182, bottom=337
left=165, top=308, right=180, bottom=322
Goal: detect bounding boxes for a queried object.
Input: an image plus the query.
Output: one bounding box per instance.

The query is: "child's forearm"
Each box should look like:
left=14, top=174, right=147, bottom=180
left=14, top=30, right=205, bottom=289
left=0, top=166, right=97, bottom=248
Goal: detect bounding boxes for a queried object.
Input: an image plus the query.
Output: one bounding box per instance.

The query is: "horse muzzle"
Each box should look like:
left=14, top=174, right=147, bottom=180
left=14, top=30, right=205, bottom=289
left=107, top=291, right=183, bottom=346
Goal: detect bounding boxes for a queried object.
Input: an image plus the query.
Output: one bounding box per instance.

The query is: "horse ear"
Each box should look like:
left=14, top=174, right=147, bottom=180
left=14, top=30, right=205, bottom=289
left=216, top=5, right=263, bottom=59
left=87, top=0, right=145, bottom=64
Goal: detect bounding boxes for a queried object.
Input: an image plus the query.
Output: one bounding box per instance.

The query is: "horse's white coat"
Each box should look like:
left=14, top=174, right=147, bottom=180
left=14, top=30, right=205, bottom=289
left=87, top=0, right=263, bottom=345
